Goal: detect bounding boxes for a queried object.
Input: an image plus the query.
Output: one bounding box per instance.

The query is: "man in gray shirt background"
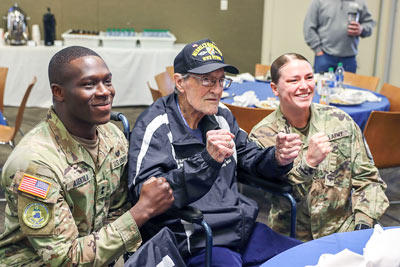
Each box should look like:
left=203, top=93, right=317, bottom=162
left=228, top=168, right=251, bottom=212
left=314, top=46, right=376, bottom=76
left=304, top=0, right=375, bottom=73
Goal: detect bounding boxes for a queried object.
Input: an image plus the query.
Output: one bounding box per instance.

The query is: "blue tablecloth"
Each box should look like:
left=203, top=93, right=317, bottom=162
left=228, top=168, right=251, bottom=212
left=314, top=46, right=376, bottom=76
left=222, top=81, right=390, bottom=131
left=261, top=227, right=399, bottom=267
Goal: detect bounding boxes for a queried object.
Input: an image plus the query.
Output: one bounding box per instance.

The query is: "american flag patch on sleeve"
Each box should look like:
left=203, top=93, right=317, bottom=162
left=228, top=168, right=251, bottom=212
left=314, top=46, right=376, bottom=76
left=18, top=174, right=52, bottom=199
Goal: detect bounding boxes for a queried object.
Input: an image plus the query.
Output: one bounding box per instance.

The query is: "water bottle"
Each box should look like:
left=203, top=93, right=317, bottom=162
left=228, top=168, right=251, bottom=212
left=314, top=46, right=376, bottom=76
left=320, top=68, right=334, bottom=105
left=335, top=62, right=345, bottom=90
left=319, top=78, right=330, bottom=105
left=43, top=8, right=55, bottom=46
left=327, top=67, right=336, bottom=89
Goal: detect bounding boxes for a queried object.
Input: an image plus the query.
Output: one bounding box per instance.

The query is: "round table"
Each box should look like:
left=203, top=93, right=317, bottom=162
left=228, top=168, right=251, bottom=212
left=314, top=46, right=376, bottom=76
left=222, top=81, right=390, bottom=131
left=261, top=227, right=399, bottom=267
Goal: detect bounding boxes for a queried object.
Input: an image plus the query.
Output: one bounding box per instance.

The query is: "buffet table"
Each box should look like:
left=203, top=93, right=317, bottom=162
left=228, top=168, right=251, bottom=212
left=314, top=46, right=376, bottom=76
left=0, top=44, right=184, bottom=107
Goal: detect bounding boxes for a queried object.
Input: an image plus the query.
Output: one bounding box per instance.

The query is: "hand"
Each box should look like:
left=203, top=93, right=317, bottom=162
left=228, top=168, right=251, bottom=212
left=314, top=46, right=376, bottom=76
left=130, top=177, right=174, bottom=227
left=275, top=132, right=302, bottom=166
left=347, top=21, right=363, bottom=36
left=305, top=132, right=332, bottom=167
left=206, top=129, right=235, bottom=163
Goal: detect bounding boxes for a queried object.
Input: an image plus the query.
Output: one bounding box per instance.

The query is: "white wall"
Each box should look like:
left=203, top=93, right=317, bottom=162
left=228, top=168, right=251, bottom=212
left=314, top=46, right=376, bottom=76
left=387, top=0, right=400, bottom=87
left=261, top=0, right=400, bottom=88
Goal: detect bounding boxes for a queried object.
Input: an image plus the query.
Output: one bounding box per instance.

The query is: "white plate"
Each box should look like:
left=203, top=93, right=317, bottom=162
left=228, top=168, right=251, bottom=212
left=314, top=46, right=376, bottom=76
left=255, top=100, right=279, bottom=109
left=330, top=89, right=365, bottom=105
left=330, top=98, right=364, bottom=106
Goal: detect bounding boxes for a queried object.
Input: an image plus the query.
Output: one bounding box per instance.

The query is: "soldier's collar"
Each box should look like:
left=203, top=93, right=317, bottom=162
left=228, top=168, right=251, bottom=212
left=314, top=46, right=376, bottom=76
left=47, top=107, right=102, bottom=167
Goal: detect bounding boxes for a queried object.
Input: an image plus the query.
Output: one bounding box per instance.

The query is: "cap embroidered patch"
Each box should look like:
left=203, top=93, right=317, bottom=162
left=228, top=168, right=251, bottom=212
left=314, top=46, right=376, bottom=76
left=191, top=42, right=223, bottom=62
left=22, top=202, right=51, bottom=229
left=18, top=174, right=51, bottom=199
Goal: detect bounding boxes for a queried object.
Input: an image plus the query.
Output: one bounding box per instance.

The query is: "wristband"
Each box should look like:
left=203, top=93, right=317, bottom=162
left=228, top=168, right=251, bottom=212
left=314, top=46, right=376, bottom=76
left=355, top=223, right=371, bottom=230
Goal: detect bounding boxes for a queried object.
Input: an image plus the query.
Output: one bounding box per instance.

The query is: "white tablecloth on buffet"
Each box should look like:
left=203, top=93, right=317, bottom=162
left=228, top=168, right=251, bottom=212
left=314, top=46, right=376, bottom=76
left=0, top=44, right=184, bottom=107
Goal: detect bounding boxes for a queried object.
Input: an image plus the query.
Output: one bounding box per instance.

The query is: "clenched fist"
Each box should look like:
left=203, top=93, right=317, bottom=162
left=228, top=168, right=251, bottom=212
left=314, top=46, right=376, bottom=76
left=206, top=129, right=235, bottom=163
left=306, top=132, right=332, bottom=167
left=275, top=132, right=302, bottom=166
left=130, top=177, right=174, bottom=227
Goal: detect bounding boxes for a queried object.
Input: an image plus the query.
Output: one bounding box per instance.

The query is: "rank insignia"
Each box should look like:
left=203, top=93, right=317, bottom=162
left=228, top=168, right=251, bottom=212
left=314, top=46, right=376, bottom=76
left=22, top=202, right=51, bottom=229
left=18, top=174, right=51, bottom=199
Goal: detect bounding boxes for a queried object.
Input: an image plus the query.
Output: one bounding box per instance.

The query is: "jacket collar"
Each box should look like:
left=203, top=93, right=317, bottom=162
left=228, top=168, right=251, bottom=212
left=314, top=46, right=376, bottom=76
left=165, top=93, right=220, bottom=145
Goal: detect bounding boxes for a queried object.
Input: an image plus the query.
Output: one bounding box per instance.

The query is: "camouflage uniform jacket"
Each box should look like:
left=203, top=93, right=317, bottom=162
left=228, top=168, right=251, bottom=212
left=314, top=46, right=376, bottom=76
left=249, top=103, right=389, bottom=241
left=0, top=108, right=141, bottom=266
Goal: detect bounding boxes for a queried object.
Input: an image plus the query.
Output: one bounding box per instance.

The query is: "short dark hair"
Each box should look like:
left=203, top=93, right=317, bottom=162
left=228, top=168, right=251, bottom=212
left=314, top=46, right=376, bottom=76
left=48, top=46, right=102, bottom=85
left=270, top=53, right=310, bottom=84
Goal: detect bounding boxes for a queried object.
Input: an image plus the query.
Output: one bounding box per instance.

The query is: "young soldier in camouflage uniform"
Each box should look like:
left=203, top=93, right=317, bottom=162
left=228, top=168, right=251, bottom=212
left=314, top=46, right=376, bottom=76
left=0, top=46, right=174, bottom=266
left=249, top=53, right=389, bottom=241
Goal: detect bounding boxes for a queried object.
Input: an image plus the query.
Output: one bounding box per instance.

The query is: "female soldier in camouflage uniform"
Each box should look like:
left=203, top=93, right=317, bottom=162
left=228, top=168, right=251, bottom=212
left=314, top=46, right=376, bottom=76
left=249, top=53, right=389, bottom=241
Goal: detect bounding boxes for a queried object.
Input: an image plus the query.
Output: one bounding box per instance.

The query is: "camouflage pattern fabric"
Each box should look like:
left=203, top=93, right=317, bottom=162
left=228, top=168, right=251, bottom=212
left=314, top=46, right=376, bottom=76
left=249, top=103, right=389, bottom=241
left=0, top=108, right=141, bottom=266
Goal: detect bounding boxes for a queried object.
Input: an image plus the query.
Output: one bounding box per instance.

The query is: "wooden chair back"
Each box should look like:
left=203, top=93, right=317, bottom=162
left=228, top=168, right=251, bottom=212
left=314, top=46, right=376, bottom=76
left=166, top=66, right=174, bottom=80
left=0, top=67, right=9, bottom=114
left=223, top=102, right=274, bottom=133
left=343, top=71, right=380, bottom=91
left=147, top=82, right=162, bottom=102
left=380, top=83, right=400, bottom=111
left=155, top=71, right=174, bottom=96
left=0, top=76, right=36, bottom=147
left=363, top=111, right=400, bottom=168
left=255, top=64, right=271, bottom=77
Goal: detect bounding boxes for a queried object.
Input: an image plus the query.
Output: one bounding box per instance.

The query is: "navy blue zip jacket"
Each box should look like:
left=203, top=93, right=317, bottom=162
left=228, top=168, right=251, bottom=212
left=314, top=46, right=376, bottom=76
left=128, top=93, right=292, bottom=257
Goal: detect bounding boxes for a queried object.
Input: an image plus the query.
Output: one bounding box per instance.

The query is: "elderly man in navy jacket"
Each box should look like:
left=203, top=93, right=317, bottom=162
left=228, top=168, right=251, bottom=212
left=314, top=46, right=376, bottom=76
left=128, top=39, right=302, bottom=266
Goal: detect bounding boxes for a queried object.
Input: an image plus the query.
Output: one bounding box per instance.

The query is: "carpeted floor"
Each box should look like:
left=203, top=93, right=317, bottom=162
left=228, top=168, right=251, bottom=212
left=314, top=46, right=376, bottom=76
left=1, top=105, right=399, bottom=235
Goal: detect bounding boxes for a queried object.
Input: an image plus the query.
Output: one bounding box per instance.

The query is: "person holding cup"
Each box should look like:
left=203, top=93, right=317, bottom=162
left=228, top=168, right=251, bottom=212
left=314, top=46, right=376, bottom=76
left=303, top=0, right=375, bottom=73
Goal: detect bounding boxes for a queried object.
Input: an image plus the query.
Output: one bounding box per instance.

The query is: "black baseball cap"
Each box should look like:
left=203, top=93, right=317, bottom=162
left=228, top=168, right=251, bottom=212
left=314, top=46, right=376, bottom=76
left=174, top=39, right=239, bottom=75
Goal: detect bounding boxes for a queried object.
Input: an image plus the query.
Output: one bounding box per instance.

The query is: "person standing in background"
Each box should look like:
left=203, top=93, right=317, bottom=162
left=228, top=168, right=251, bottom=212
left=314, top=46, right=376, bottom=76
left=304, top=0, right=375, bottom=73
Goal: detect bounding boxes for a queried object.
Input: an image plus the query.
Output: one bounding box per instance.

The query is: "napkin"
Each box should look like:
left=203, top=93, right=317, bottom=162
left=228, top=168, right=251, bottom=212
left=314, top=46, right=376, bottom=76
left=363, top=224, right=400, bottom=266
left=362, top=91, right=382, bottom=102
left=232, top=91, right=259, bottom=107
left=306, top=225, right=400, bottom=267
left=226, top=72, right=255, bottom=84
left=305, top=249, right=365, bottom=267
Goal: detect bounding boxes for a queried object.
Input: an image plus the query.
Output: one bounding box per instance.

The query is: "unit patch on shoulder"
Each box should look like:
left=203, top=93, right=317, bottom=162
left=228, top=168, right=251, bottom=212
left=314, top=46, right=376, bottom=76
left=18, top=174, right=52, bottom=199
left=22, top=202, right=51, bottom=229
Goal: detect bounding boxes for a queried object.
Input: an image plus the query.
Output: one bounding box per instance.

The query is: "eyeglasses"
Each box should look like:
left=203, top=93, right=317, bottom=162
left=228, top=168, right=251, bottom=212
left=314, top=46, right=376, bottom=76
left=184, top=74, right=233, bottom=88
